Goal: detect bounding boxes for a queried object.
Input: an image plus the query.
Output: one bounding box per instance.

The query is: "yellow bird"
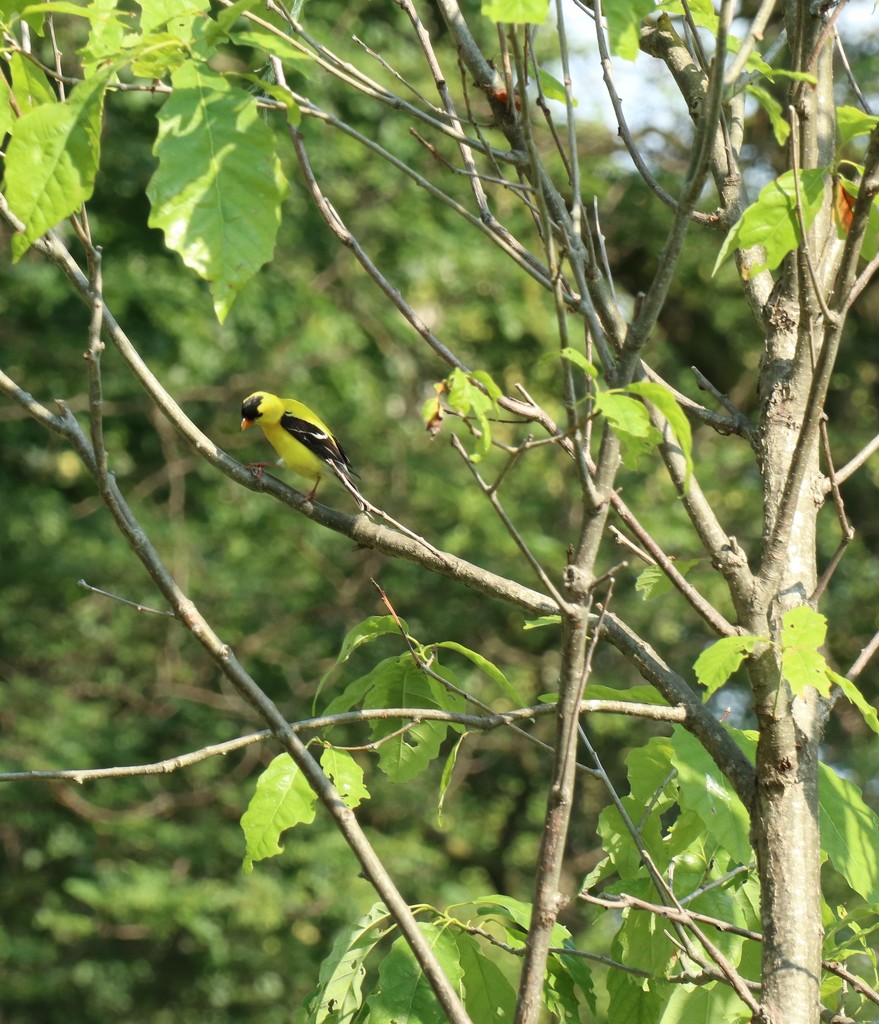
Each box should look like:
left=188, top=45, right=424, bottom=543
left=240, top=391, right=366, bottom=509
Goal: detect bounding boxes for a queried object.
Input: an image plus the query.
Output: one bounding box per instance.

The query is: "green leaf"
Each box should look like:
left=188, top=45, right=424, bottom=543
left=437, top=733, right=467, bottom=827
left=552, top=942, right=596, bottom=1014
left=481, top=0, right=548, bottom=24
left=369, top=659, right=467, bottom=782
left=4, top=66, right=114, bottom=261
left=446, top=367, right=499, bottom=462
left=604, top=0, right=656, bottom=61
left=670, top=727, right=753, bottom=865
left=634, top=560, right=699, bottom=601
left=819, top=761, right=879, bottom=902
left=626, top=381, right=694, bottom=488
left=607, top=964, right=664, bottom=1024
left=367, top=923, right=464, bottom=1023
left=659, top=982, right=751, bottom=1023
left=454, top=931, right=517, bottom=1022
left=827, top=668, right=879, bottom=735
left=240, top=753, right=316, bottom=873
left=138, top=0, right=204, bottom=35
left=436, top=640, right=525, bottom=707
left=313, top=615, right=407, bottom=710
left=694, top=634, right=763, bottom=699
left=8, top=51, right=58, bottom=111
left=781, top=606, right=833, bottom=698
left=713, top=168, right=827, bottom=278
left=522, top=614, right=561, bottom=630
left=146, top=62, right=289, bottom=321
left=472, top=894, right=571, bottom=948
left=0, top=72, right=13, bottom=141
left=584, top=683, right=668, bottom=706
left=320, top=748, right=369, bottom=809
left=558, top=346, right=598, bottom=377
left=593, top=391, right=663, bottom=470
left=836, top=105, right=879, bottom=148
left=77, top=0, right=135, bottom=76
left=536, top=67, right=578, bottom=106
left=228, top=26, right=316, bottom=65
left=309, top=903, right=393, bottom=1024
left=746, top=83, right=790, bottom=146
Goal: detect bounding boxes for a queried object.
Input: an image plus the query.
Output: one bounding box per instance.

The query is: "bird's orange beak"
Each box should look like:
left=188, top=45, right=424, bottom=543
left=241, top=418, right=254, bottom=432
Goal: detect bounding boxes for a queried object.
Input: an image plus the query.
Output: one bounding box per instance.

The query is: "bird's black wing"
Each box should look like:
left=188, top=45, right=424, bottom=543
left=279, top=412, right=358, bottom=478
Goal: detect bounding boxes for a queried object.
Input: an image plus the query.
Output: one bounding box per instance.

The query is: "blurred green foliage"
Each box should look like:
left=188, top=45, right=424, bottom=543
left=2, top=1, right=879, bottom=1021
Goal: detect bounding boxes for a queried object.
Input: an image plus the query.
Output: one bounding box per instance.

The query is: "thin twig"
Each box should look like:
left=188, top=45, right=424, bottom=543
left=451, top=434, right=568, bottom=609
left=77, top=580, right=175, bottom=616
left=836, top=430, right=879, bottom=484
left=846, top=628, right=879, bottom=682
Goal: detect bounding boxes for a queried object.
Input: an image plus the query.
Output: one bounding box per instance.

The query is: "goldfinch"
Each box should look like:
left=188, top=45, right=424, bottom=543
left=240, top=391, right=366, bottom=509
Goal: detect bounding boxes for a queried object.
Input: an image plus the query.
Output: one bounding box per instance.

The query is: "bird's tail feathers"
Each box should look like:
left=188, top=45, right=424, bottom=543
left=329, top=461, right=371, bottom=513
left=328, top=462, right=448, bottom=563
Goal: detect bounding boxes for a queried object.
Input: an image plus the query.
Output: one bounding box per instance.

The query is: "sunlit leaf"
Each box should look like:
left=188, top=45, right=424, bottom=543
left=481, top=0, right=548, bottom=24
left=694, top=634, right=763, bottom=699
left=241, top=753, right=316, bottom=873
left=5, top=66, right=114, bottom=260
left=713, top=168, right=827, bottom=278
left=147, top=62, right=289, bottom=321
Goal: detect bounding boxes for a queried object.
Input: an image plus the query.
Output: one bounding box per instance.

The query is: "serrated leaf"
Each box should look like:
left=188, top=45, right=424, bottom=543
left=369, top=659, right=467, bottom=782
left=309, top=904, right=393, bottom=1024
left=670, top=727, right=753, bottom=865
left=313, top=615, right=407, bottom=711
left=634, top=559, right=699, bottom=601
left=436, top=640, right=525, bottom=707
left=481, top=0, right=548, bottom=24
left=694, top=634, right=763, bottom=699
left=536, top=67, right=578, bottom=106
left=5, top=66, right=113, bottom=261
left=366, top=923, right=464, bottom=1024
left=714, top=168, right=827, bottom=278
left=320, top=747, right=369, bottom=809
left=836, top=105, right=879, bottom=148
left=781, top=606, right=833, bottom=698
left=819, top=761, right=879, bottom=902
left=455, top=932, right=517, bottom=1022
left=626, top=381, right=694, bottom=488
left=240, top=753, right=316, bottom=873
left=146, top=62, right=289, bottom=321
left=472, top=894, right=571, bottom=948
left=746, top=82, right=790, bottom=145
left=553, top=942, right=596, bottom=1013
left=827, top=668, right=879, bottom=735
left=604, top=0, right=656, bottom=61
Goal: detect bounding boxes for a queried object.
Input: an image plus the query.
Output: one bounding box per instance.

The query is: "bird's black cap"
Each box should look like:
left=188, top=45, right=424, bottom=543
left=241, top=394, right=264, bottom=423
